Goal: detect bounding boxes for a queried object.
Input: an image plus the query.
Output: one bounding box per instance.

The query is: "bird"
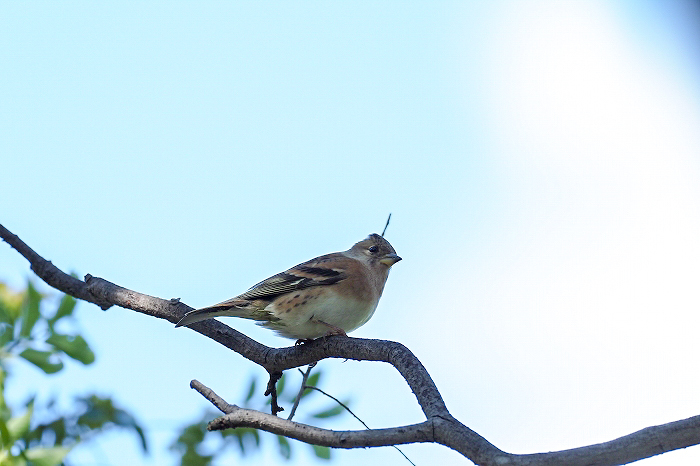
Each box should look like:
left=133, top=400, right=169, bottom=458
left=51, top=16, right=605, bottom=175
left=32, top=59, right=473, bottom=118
left=175, top=234, right=401, bottom=340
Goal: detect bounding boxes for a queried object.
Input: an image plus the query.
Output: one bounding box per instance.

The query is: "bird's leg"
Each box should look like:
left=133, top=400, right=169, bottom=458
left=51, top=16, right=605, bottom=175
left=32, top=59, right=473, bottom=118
left=313, top=319, right=348, bottom=337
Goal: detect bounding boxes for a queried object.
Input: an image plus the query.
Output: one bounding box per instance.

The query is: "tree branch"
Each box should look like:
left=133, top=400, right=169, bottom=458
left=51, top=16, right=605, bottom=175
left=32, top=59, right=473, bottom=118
left=0, top=224, right=112, bottom=309
left=192, top=378, right=434, bottom=448
left=3, top=222, right=700, bottom=465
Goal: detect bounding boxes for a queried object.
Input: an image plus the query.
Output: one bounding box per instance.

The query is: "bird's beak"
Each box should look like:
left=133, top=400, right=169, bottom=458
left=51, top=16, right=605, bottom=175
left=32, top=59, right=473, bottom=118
left=380, top=253, right=402, bottom=266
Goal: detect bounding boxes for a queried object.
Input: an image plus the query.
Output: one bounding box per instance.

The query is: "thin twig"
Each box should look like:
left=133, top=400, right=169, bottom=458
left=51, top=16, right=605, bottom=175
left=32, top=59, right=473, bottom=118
left=381, top=213, right=392, bottom=237
left=287, top=363, right=316, bottom=421
left=304, top=386, right=367, bottom=428
left=304, top=385, right=416, bottom=466
left=191, top=379, right=235, bottom=414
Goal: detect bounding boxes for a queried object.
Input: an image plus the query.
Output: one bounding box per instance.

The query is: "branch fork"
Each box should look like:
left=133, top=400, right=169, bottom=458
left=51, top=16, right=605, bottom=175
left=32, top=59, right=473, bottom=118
left=2, top=223, right=700, bottom=466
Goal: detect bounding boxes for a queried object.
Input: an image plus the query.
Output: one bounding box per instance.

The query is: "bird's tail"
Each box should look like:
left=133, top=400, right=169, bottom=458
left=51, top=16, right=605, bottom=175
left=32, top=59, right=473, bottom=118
left=175, top=300, right=268, bottom=328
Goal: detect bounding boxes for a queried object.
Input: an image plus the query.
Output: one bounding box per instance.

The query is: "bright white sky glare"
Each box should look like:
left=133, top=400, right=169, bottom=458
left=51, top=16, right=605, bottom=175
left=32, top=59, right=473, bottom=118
left=2, top=1, right=700, bottom=465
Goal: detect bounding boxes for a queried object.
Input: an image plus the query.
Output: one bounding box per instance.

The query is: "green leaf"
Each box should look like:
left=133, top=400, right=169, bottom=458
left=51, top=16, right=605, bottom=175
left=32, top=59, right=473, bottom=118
left=276, top=435, right=291, bottom=459
left=0, top=418, right=11, bottom=448
left=276, top=373, right=286, bottom=396
left=224, top=427, right=259, bottom=454
left=267, top=373, right=288, bottom=406
left=24, top=447, right=71, bottom=466
left=0, top=283, right=23, bottom=324
left=26, top=418, right=67, bottom=447
left=113, top=409, right=148, bottom=452
left=130, top=422, right=148, bottom=453
left=7, top=403, right=33, bottom=443
left=0, top=322, right=14, bottom=348
left=312, top=401, right=349, bottom=419
left=171, top=421, right=207, bottom=453
left=49, top=295, right=77, bottom=325
left=77, top=395, right=148, bottom=452
left=301, top=371, right=321, bottom=399
left=180, top=450, right=213, bottom=466
left=19, top=282, right=41, bottom=338
left=46, top=333, right=95, bottom=365
left=19, top=349, right=63, bottom=374
left=248, top=428, right=260, bottom=446
left=244, top=377, right=256, bottom=403
left=0, top=451, right=12, bottom=465
left=306, top=372, right=321, bottom=388
left=311, top=444, right=331, bottom=460
left=0, top=368, right=5, bottom=412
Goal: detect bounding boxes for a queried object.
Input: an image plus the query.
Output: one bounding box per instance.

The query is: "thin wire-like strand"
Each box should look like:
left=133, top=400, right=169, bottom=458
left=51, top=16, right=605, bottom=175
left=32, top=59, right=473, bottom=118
left=305, top=385, right=416, bottom=466
left=381, top=213, right=392, bottom=237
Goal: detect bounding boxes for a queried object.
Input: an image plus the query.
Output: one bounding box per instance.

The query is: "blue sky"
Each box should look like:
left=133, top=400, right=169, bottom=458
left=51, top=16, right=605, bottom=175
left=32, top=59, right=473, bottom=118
left=3, top=1, right=700, bottom=465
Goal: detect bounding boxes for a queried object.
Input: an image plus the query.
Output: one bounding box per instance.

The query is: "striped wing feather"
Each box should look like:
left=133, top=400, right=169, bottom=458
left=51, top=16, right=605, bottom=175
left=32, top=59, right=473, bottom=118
left=236, top=265, right=346, bottom=301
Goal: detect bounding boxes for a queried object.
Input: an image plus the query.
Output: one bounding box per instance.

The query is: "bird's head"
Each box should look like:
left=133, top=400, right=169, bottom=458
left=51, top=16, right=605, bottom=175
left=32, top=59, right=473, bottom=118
left=348, top=234, right=402, bottom=268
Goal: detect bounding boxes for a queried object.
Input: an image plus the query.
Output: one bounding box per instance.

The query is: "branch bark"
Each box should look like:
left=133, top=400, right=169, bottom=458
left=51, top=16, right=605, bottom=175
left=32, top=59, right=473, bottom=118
left=2, top=222, right=699, bottom=466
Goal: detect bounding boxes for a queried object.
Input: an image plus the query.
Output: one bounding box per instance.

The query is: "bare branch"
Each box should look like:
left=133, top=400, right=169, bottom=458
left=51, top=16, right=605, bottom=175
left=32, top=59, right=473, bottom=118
left=505, top=415, right=700, bottom=466
left=190, top=379, right=235, bottom=414
left=194, top=379, right=434, bottom=448
left=0, top=224, right=112, bottom=309
left=211, top=408, right=434, bottom=449
left=3, top=222, right=700, bottom=466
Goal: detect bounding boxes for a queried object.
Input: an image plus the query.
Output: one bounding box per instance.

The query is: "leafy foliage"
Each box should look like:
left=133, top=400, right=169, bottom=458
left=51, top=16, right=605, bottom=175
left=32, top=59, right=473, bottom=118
left=171, top=368, right=352, bottom=463
left=0, top=279, right=353, bottom=464
left=0, top=281, right=147, bottom=465
left=1, top=282, right=94, bottom=374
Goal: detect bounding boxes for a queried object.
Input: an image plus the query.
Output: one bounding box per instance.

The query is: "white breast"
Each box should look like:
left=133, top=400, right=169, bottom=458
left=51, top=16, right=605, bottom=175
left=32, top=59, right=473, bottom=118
left=263, top=286, right=378, bottom=339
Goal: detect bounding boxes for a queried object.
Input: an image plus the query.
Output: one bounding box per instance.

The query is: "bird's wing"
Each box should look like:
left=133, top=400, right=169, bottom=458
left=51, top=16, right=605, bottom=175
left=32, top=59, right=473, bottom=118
left=235, top=253, right=348, bottom=301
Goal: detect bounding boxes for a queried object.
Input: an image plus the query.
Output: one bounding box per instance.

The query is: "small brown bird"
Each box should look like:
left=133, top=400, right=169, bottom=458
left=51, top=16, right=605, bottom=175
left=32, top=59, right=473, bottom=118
left=175, top=234, right=401, bottom=340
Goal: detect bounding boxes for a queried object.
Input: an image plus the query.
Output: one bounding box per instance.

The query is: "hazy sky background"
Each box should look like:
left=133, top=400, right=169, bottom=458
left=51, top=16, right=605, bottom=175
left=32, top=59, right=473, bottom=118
left=3, top=1, right=700, bottom=465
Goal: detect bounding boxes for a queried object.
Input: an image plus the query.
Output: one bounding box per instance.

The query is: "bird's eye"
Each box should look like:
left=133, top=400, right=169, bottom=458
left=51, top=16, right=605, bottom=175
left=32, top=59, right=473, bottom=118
left=368, top=245, right=379, bottom=254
